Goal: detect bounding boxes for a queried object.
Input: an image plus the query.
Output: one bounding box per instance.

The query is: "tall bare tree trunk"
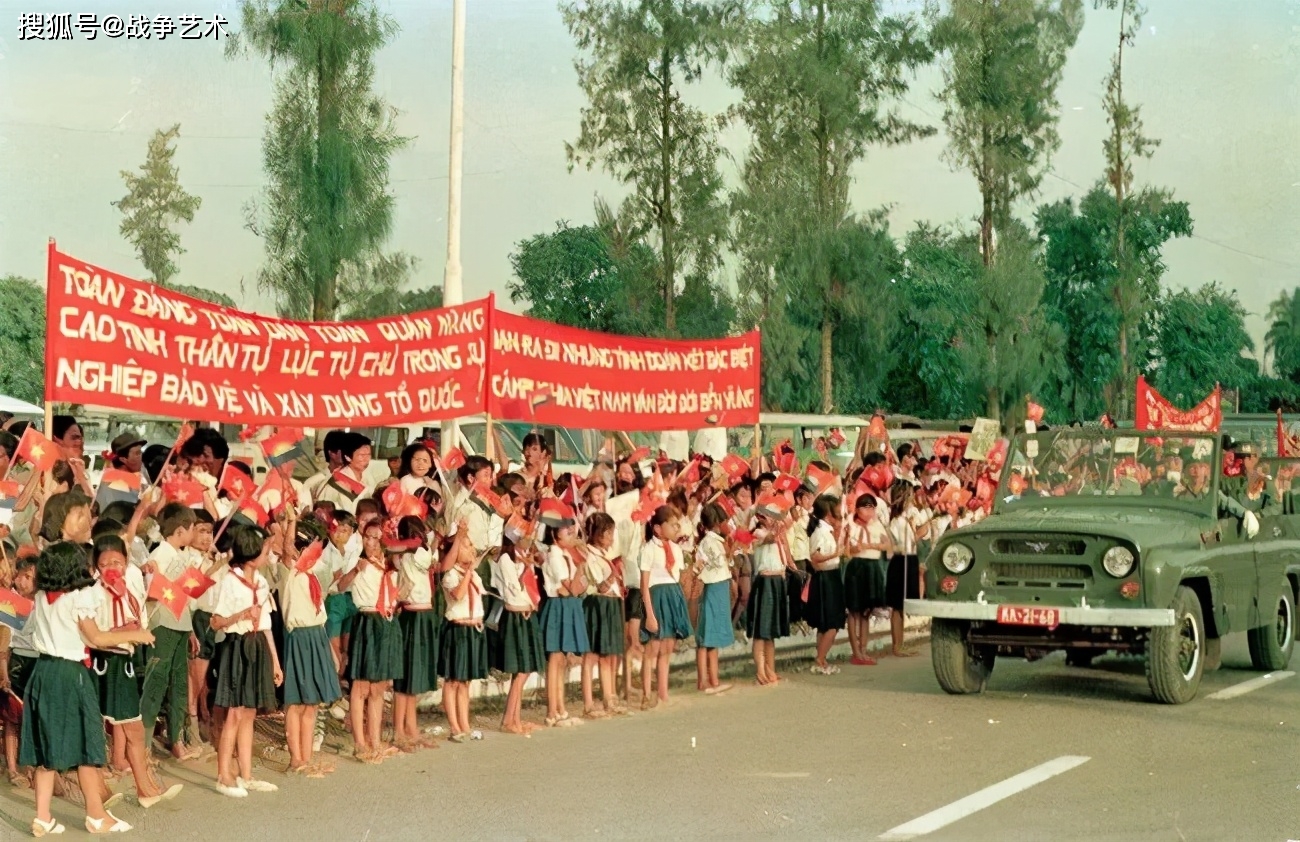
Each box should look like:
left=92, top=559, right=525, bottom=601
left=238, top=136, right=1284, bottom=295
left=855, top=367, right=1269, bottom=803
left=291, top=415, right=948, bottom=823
left=821, top=318, right=834, bottom=414
left=659, top=46, right=676, bottom=335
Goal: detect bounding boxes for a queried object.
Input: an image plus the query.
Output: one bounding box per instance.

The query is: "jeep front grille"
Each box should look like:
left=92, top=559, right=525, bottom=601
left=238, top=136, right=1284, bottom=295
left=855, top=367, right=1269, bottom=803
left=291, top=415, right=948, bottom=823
left=991, top=538, right=1087, bottom=556
left=989, top=562, right=1091, bottom=589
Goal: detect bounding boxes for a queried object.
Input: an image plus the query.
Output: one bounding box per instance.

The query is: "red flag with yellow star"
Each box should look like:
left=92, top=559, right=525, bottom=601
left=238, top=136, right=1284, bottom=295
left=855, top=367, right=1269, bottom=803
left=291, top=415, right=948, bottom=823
left=147, top=572, right=189, bottom=620
left=16, top=427, right=58, bottom=473
left=177, top=566, right=215, bottom=601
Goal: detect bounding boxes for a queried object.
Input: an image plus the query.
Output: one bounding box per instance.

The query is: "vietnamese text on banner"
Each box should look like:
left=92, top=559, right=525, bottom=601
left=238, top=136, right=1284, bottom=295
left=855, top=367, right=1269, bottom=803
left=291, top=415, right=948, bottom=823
left=45, top=244, right=488, bottom=426
left=487, top=309, right=761, bottom=431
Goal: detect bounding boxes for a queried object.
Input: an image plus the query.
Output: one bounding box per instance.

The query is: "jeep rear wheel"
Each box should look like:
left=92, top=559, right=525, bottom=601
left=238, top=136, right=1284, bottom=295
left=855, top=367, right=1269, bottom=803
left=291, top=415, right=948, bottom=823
left=1247, top=585, right=1295, bottom=671
left=931, top=619, right=994, bottom=695
left=1145, top=585, right=1204, bottom=705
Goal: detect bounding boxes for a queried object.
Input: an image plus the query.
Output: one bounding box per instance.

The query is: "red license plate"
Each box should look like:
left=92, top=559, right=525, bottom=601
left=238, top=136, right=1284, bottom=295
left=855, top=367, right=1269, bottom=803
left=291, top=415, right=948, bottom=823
left=996, top=605, right=1060, bottom=627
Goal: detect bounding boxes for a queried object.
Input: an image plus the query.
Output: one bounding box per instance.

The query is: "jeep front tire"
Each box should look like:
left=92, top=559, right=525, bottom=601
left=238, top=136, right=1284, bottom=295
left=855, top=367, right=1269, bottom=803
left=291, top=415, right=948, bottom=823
left=931, top=619, right=994, bottom=695
left=1145, top=585, right=1205, bottom=704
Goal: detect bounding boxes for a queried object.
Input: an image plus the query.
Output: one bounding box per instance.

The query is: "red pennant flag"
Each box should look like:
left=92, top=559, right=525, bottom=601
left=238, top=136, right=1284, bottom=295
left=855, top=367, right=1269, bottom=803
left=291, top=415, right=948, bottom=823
left=219, top=464, right=257, bottom=502
left=327, top=469, right=366, bottom=499
left=732, top=528, right=754, bottom=549
left=261, top=427, right=307, bottom=468
left=0, top=587, right=34, bottom=631
left=16, top=427, right=58, bottom=473
left=147, top=572, right=189, bottom=620
left=177, top=566, right=215, bottom=600
left=162, top=476, right=206, bottom=507
left=720, top=454, right=749, bottom=482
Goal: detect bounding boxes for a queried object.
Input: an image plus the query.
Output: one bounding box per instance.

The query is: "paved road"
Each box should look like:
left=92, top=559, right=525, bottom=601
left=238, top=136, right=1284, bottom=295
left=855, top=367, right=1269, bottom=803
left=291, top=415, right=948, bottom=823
left=0, top=633, right=1295, bottom=841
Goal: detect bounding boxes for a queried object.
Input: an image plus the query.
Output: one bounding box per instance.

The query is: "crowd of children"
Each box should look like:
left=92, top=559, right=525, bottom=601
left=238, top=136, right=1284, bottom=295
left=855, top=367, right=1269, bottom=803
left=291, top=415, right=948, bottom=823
left=0, top=415, right=999, bottom=836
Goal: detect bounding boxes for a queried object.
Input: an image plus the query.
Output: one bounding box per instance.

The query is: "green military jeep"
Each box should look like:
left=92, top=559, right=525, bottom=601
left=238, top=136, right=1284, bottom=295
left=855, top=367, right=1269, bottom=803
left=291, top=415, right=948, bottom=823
left=906, top=428, right=1299, bottom=704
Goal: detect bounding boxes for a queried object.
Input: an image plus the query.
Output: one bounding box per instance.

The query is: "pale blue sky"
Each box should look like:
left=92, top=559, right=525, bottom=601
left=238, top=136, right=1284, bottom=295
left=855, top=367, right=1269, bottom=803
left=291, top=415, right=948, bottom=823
left=0, top=0, right=1297, bottom=362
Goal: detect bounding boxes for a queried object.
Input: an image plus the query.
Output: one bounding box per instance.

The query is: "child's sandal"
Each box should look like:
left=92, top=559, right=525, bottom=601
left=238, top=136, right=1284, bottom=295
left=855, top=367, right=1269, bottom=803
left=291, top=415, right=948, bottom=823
left=31, top=816, right=64, bottom=837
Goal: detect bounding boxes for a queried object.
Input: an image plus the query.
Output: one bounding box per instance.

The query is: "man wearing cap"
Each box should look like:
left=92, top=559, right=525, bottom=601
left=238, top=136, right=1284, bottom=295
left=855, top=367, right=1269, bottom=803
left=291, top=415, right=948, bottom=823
left=1174, top=457, right=1258, bottom=536
left=109, top=431, right=150, bottom=490
left=1220, top=441, right=1274, bottom=513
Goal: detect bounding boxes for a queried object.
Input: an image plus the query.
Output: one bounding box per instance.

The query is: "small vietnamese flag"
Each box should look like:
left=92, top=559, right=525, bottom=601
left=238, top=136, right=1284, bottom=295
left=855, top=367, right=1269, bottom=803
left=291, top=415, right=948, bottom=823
left=773, top=440, right=798, bottom=475
left=714, top=493, right=737, bottom=519
left=440, top=448, right=466, bottom=473
left=147, top=572, right=190, bottom=620
left=720, top=454, right=749, bottom=482
left=16, top=427, right=58, bottom=473
left=96, top=467, right=142, bottom=510
left=626, top=446, right=651, bottom=465
left=529, top=387, right=553, bottom=414
left=0, top=479, right=21, bottom=500
left=261, top=427, right=307, bottom=468
left=219, top=464, right=257, bottom=502
left=503, top=513, right=535, bottom=545
left=678, top=457, right=703, bottom=487
left=0, top=587, right=34, bottom=632
left=732, top=529, right=755, bottom=549
left=630, top=494, right=658, bottom=525
left=827, top=428, right=846, bottom=449
left=177, top=566, right=215, bottom=600
left=772, top=473, right=802, bottom=494
left=162, top=476, right=206, bottom=507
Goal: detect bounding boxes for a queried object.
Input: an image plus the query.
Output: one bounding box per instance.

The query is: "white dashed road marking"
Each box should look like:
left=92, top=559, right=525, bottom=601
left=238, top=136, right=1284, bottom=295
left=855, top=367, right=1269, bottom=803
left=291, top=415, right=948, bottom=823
left=1206, top=671, right=1295, bottom=700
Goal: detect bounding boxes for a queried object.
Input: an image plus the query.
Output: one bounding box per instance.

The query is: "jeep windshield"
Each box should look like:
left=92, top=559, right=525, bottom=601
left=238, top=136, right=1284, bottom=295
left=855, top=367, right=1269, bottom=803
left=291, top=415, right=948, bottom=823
left=994, top=429, right=1220, bottom=517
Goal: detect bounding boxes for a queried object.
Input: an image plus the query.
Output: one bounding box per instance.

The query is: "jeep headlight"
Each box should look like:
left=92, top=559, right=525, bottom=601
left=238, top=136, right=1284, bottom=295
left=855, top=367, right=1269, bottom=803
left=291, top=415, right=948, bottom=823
left=942, top=543, right=974, bottom=574
left=1102, top=546, right=1135, bottom=578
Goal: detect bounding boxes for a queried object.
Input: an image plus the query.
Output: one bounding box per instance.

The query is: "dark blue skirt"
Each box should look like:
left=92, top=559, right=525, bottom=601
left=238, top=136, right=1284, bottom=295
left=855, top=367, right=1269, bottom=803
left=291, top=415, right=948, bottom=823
left=283, top=625, right=342, bottom=707
left=540, top=596, right=590, bottom=655
left=695, top=580, right=735, bottom=650
left=641, top=583, right=692, bottom=644
left=438, top=622, right=488, bottom=682
left=395, top=609, right=440, bottom=695
left=21, top=656, right=106, bottom=772
left=747, top=574, right=790, bottom=641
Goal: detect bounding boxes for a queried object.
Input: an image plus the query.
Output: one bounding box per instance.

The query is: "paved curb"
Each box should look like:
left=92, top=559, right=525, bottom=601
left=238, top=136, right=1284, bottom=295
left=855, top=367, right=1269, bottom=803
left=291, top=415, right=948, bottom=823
left=416, top=616, right=931, bottom=710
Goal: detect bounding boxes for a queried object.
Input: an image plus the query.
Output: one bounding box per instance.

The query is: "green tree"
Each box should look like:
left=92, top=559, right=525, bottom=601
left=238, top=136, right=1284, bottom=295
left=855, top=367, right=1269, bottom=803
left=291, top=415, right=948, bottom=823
left=334, top=254, right=439, bottom=321
left=1097, top=0, right=1162, bottom=419
left=728, top=0, right=932, bottom=412
left=0, top=276, right=46, bottom=405
left=562, top=0, right=738, bottom=335
left=112, top=124, right=202, bottom=286
left=1036, top=186, right=1191, bottom=421
left=1265, top=288, right=1300, bottom=383
left=883, top=224, right=980, bottom=419
left=1154, top=283, right=1255, bottom=406
left=228, top=0, right=410, bottom=321
left=927, top=0, right=1083, bottom=417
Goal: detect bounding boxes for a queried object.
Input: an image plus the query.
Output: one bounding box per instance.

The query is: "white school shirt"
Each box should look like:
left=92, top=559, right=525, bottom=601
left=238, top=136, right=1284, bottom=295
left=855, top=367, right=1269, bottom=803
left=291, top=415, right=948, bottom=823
left=810, top=521, right=840, bottom=571
left=638, top=537, right=682, bottom=587
left=94, top=576, right=146, bottom=646
left=10, top=612, right=39, bottom=658
left=196, top=561, right=229, bottom=614
left=847, top=520, right=885, bottom=560
left=147, top=541, right=194, bottom=632
left=496, top=553, right=534, bottom=611
left=617, top=518, right=646, bottom=590
left=890, top=512, right=917, bottom=557
left=351, top=561, right=396, bottom=612
left=399, top=474, right=436, bottom=496
left=695, top=532, right=731, bottom=585
left=313, top=467, right=372, bottom=515
left=210, top=567, right=273, bottom=636
left=31, top=586, right=103, bottom=662
left=673, top=515, right=696, bottom=555
left=787, top=508, right=811, bottom=562
left=442, top=566, right=485, bottom=622
left=543, top=545, right=582, bottom=599
left=279, top=567, right=327, bottom=631
left=752, top=530, right=784, bottom=575
left=583, top=546, right=623, bottom=598
left=398, top=548, right=436, bottom=609
left=323, top=534, right=362, bottom=596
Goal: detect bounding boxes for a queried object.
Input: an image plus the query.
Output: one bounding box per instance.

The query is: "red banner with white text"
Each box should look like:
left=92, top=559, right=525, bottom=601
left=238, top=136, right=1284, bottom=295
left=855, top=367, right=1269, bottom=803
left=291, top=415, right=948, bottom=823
left=45, top=244, right=488, bottom=426
left=487, top=310, right=761, bottom=431
left=1134, top=375, right=1221, bottom=432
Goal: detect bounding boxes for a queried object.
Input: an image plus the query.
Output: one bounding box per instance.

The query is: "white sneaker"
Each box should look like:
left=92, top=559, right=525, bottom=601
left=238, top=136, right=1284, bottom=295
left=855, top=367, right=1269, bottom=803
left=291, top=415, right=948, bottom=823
left=237, top=777, right=278, bottom=793
left=216, top=782, right=248, bottom=798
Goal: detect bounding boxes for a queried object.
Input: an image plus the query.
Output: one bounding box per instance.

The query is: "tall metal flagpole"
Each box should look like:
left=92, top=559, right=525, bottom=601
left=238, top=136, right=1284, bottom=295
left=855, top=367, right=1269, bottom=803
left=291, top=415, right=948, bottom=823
left=441, top=0, right=466, bottom=459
